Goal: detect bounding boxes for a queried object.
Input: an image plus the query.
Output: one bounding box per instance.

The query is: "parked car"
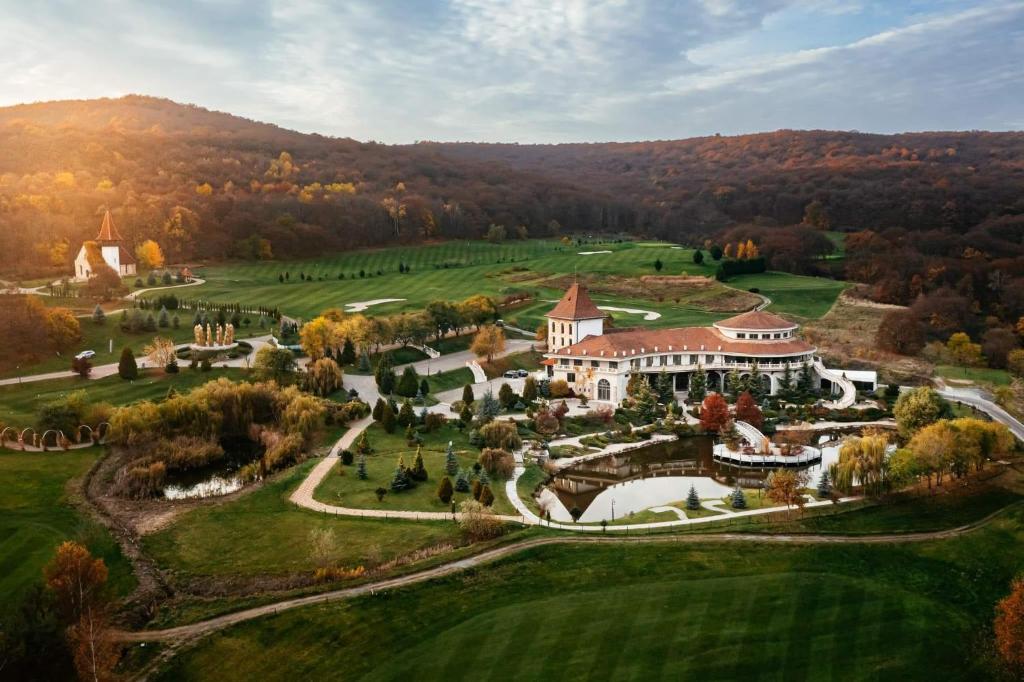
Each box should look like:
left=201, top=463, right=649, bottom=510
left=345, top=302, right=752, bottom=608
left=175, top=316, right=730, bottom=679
left=75, top=350, right=96, bottom=360
left=495, top=319, right=505, bottom=327
left=517, top=369, right=529, bottom=377
left=503, top=370, right=518, bottom=378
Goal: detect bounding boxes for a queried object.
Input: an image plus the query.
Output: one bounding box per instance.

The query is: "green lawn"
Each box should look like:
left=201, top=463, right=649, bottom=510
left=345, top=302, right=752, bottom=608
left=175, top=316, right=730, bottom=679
left=482, top=350, right=543, bottom=379
left=154, top=505, right=1024, bottom=681
left=0, top=367, right=250, bottom=429
left=935, top=364, right=1013, bottom=386
left=725, top=271, right=848, bottom=319
left=426, top=367, right=475, bottom=395
left=0, top=447, right=134, bottom=616
left=430, top=333, right=474, bottom=355
left=314, top=423, right=516, bottom=515
left=143, top=458, right=464, bottom=579
left=149, top=240, right=844, bottom=328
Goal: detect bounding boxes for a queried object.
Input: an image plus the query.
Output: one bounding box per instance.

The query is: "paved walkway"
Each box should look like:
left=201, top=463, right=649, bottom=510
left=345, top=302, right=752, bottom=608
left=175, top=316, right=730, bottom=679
left=937, top=385, right=1024, bottom=442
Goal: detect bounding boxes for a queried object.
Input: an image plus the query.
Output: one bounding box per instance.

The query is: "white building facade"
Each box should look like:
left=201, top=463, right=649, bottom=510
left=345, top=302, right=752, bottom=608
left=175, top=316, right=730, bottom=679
left=73, top=210, right=137, bottom=281
left=542, top=284, right=868, bottom=407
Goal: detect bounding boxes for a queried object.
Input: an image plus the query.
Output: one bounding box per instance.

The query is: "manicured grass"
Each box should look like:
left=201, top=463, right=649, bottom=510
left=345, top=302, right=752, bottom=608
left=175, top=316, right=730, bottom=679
left=429, top=334, right=474, bottom=355
left=0, top=367, right=250, bottom=429
left=0, top=447, right=134, bottom=616
left=143, top=459, right=464, bottom=579
left=154, top=240, right=845, bottom=327
left=314, top=423, right=516, bottom=515
left=935, top=364, right=1013, bottom=386
left=154, top=506, right=1024, bottom=681
left=426, top=367, right=475, bottom=395
left=726, top=271, right=848, bottom=319
left=481, top=350, right=543, bottom=379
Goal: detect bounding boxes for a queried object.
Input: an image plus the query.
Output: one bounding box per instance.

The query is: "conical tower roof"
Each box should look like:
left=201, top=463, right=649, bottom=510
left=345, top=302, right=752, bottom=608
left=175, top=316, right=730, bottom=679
left=96, top=210, right=123, bottom=243
left=545, top=282, right=605, bottom=320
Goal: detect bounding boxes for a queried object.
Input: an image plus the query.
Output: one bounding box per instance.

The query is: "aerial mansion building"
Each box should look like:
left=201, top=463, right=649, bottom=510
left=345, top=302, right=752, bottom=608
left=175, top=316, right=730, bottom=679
left=542, top=283, right=871, bottom=407
left=73, top=210, right=137, bottom=280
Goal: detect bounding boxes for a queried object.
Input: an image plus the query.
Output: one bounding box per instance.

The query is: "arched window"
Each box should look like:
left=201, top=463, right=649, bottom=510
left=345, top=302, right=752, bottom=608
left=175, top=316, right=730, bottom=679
left=597, top=379, right=610, bottom=401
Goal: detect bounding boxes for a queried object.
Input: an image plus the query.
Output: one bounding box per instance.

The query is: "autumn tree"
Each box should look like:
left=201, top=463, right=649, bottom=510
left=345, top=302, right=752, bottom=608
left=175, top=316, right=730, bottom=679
left=946, top=331, right=983, bottom=367
left=135, top=239, right=165, bottom=269
left=833, top=433, right=889, bottom=495
left=700, top=393, right=730, bottom=432
left=304, top=357, right=344, bottom=396
left=995, top=576, right=1024, bottom=675
left=765, top=469, right=809, bottom=514
left=894, top=386, right=949, bottom=439
left=875, top=309, right=925, bottom=355
left=471, top=324, right=505, bottom=363
left=734, top=391, right=763, bottom=428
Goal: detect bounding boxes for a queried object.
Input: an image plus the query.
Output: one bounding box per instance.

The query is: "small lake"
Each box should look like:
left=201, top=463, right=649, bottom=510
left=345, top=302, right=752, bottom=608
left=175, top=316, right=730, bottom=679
left=541, top=432, right=855, bottom=523
left=161, top=437, right=260, bottom=499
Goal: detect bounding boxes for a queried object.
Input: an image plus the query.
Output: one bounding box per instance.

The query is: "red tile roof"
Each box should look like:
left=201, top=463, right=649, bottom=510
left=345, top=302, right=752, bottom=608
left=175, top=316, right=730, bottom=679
left=96, top=210, right=123, bottom=243
left=545, top=283, right=605, bottom=320
left=714, top=310, right=796, bottom=330
left=549, top=326, right=814, bottom=358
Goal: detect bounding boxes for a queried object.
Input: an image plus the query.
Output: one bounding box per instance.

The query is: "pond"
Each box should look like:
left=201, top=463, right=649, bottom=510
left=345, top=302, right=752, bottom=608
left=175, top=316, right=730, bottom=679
left=540, top=431, right=865, bottom=523
left=161, top=437, right=260, bottom=500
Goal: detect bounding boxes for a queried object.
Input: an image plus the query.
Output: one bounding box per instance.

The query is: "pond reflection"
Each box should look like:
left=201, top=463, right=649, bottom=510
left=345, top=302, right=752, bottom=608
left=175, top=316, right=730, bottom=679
left=542, top=434, right=852, bottom=523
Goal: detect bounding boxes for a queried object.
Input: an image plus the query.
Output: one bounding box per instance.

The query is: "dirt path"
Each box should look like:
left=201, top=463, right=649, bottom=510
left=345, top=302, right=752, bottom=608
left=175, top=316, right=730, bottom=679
left=113, top=500, right=1021, bottom=644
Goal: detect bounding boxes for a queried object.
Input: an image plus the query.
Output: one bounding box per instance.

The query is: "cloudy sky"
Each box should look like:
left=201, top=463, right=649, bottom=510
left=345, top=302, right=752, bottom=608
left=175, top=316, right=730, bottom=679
left=1, top=0, right=1022, bottom=142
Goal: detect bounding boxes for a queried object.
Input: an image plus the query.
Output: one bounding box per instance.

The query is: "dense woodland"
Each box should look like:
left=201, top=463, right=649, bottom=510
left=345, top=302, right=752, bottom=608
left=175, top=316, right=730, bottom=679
left=3, top=96, right=1024, bottom=328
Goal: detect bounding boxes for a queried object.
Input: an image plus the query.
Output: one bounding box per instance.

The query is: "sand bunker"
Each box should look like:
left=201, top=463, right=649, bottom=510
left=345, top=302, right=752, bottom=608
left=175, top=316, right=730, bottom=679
left=577, top=250, right=612, bottom=255
left=344, top=298, right=406, bottom=312
left=598, top=305, right=661, bottom=321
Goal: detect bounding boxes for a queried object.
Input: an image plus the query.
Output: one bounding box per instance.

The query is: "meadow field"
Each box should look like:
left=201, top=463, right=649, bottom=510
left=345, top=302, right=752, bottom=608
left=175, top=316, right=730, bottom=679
left=157, top=240, right=846, bottom=328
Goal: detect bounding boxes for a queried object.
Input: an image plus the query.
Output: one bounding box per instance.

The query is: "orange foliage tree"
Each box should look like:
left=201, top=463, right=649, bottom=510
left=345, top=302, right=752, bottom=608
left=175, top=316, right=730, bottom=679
left=734, top=391, right=763, bottom=428
left=996, top=576, right=1024, bottom=674
left=700, top=393, right=730, bottom=432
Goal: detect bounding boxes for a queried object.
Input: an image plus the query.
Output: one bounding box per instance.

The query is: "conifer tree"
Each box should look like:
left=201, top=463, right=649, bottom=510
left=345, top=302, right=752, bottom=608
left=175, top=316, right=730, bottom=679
left=778, top=363, right=794, bottom=401
left=442, top=443, right=459, bottom=477
left=372, top=397, right=385, bottom=422
left=390, top=455, right=412, bottom=491
left=522, top=376, right=538, bottom=403
left=356, top=453, right=368, bottom=480
left=472, top=479, right=483, bottom=501
left=340, top=338, right=355, bottom=365
left=437, top=476, right=453, bottom=503
left=480, top=485, right=495, bottom=507
left=419, top=378, right=430, bottom=398
left=158, top=306, right=170, bottom=328
left=398, top=400, right=416, bottom=427
left=459, top=403, right=474, bottom=425
left=656, top=368, right=674, bottom=404
left=462, top=384, right=475, bottom=405
left=686, top=484, right=700, bottom=510
left=455, top=467, right=471, bottom=493
left=118, top=347, right=138, bottom=380
left=817, top=469, right=832, bottom=498
left=689, top=364, right=707, bottom=403
left=634, top=380, right=658, bottom=423
left=380, top=402, right=396, bottom=433
left=498, top=382, right=516, bottom=409
left=730, top=485, right=747, bottom=509
left=477, top=390, right=501, bottom=422
left=92, top=304, right=106, bottom=325
left=748, top=360, right=766, bottom=401
left=798, top=362, right=815, bottom=397
left=397, top=365, right=419, bottom=397
left=411, top=446, right=428, bottom=481
left=358, top=348, right=371, bottom=372
left=726, top=369, right=743, bottom=402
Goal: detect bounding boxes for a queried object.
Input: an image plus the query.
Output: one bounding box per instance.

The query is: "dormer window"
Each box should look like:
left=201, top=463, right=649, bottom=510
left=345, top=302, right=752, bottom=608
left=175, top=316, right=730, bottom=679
left=737, top=333, right=746, bottom=339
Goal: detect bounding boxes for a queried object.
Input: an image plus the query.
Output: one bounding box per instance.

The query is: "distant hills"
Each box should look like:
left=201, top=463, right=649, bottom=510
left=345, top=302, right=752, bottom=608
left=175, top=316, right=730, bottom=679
left=1, top=95, right=1022, bottom=280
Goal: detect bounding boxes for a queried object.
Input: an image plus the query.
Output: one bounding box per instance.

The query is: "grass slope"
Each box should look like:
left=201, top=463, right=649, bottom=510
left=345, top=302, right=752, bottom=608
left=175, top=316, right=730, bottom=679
left=0, top=447, right=134, bottom=615
left=0, top=367, right=249, bottom=428
left=143, top=459, right=463, bottom=579
left=154, top=505, right=1024, bottom=681
left=164, top=240, right=844, bottom=326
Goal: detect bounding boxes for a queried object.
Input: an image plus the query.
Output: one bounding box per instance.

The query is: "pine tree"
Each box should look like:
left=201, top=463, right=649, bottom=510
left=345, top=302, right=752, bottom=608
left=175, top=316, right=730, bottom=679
left=356, top=453, right=368, bottom=480
left=158, top=306, right=170, bottom=328
left=356, top=431, right=372, bottom=454
left=379, top=368, right=396, bottom=395
left=380, top=402, right=396, bottom=433
left=472, top=479, right=483, bottom=501
left=404, top=424, right=416, bottom=443
left=779, top=363, right=794, bottom=401
left=726, top=369, right=743, bottom=402
left=462, top=384, right=475, bottom=405
left=373, top=398, right=385, bottom=422
left=656, top=368, right=674, bottom=404
left=522, top=376, right=538, bottom=403
left=798, top=362, right=815, bottom=397
left=748, top=360, right=766, bottom=401
left=437, top=476, right=453, bottom=503
left=419, top=378, right=430, bottom=398
left=118, top=347, right=138, bottom=380
left=358, top=348, right=371, bottom=372
left=92, top=304, right=105, bottom=325
left=498, top=382, right=516, bottom=409
left=730, top=485, right=747, bottom=509
left=390, top=456, right=412, bottom=491
left=477, top=390, right=501, bottom=422
left=689, top=364, right=707, bottom=403
left=397, top=365, right=419, bottom=397
left=479, top=485, right=495, bottom=507
left=817, top=469, right=832, bottom=498
left=455, top=467, right=471, bottom=493
left=398, top=400, right=416, bottom=427
left=686, top=485, right=700, bottom=510
left=478, top=467, right=490, bottom=487
left=411, top=446, right=428, bottom=481
left=445, top=442, right=459, bottom=476
left=634, top=380, right=658, bottom=423
left=340, top=338, right=356, bottom=365
left=459, top=403, right=474, bottom=425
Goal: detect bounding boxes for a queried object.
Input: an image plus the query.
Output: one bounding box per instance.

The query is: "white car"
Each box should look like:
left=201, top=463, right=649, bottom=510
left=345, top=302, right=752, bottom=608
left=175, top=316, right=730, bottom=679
left=74, top=350, right=96, bottom=360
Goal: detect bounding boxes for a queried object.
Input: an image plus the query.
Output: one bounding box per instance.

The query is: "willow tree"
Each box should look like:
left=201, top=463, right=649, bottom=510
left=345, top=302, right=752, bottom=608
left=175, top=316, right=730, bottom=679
left=832, top=433, right=889, bottom=496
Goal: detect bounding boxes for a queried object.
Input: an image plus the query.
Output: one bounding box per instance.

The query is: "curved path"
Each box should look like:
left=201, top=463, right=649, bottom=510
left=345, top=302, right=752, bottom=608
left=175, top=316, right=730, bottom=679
left=114, top=500, right=1021, bottom=643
